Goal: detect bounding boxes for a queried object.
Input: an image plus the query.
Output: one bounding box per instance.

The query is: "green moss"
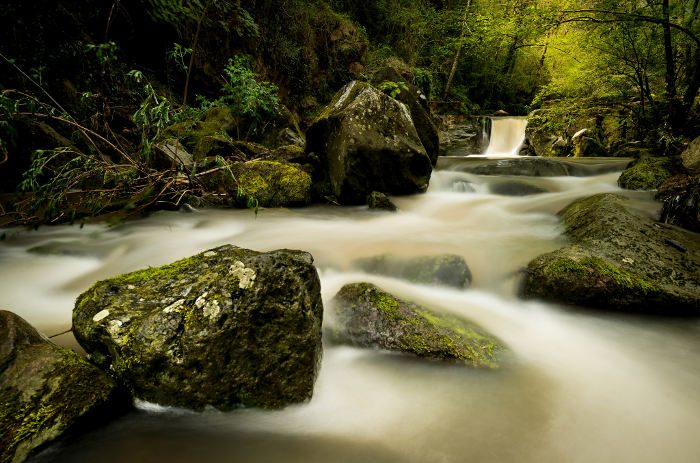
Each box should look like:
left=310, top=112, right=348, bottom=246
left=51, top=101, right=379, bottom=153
left=542, top=255, right=656, bottom=294
left=618, top=157, right=677, bottom=190
left=368, top=289, right=401, bottom=319
left=315, top=81, right=371, bottom=122
left=235, top=160, right=312, bottom=208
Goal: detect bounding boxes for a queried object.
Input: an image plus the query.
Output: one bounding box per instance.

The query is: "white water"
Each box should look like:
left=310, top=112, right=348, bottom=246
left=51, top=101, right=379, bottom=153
left=1, top=160, right=699, bottom=463
left=476, top=117, right=529, bottom=157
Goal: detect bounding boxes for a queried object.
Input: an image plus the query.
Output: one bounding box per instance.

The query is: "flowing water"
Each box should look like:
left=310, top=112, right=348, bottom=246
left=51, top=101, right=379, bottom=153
left=1, top=135, right=700, bottom=462
left=481, top=117, right=528, bottom=157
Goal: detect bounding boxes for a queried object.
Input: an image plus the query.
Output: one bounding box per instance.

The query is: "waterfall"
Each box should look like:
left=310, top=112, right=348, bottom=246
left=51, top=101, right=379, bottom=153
left=482, top=117, right=528, bottom=157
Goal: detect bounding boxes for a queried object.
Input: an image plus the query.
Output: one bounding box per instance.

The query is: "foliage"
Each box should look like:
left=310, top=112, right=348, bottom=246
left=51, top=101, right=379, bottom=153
left=128, top=70, right=174, bottom=159
left=378, top=80, right=408, bottom=99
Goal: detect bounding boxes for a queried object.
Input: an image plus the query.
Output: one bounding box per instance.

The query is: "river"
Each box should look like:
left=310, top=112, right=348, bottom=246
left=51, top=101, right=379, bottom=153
left=1, top=121, right=699, bottom=463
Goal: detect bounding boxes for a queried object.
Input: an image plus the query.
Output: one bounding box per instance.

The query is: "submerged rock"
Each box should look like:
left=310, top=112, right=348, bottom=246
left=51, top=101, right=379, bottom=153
left=522, top=194, right=700, bottom=314
left=73, top=245, right=323, bottom=410
left=489, top=180, right=547, bottom=196
left=331, top=283, right=503, bottom=367
left=353, top=254, right=472, bottom=288
left=367, top=191, right=397, bottom=212
left=306, top=81, right=432, bottom=204
left=1, top=311, right=127, bottom=463
left=618, top=157, right=681, bottom=190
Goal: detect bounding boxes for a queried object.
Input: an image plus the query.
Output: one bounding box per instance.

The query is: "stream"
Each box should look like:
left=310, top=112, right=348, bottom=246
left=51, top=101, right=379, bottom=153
left=2, top=121, right=700, bottom=463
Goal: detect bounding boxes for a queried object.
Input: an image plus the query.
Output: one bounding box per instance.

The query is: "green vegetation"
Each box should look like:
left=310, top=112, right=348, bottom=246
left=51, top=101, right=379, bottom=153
left=0, top=0, right=698, bottom=224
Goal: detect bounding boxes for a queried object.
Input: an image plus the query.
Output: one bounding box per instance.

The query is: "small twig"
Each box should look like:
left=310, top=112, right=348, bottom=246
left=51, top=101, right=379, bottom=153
left=48, top=327, right=72, bottom=339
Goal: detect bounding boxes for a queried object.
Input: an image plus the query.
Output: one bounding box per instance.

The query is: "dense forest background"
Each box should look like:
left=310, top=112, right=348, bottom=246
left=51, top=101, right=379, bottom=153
left=1, top=0, right=699, bottom=223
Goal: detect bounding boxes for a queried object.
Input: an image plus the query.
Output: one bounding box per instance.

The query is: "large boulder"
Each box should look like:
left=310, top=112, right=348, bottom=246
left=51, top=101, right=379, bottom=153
left=522, top=194, right=700, bottom=314
left=618, top=157, right=682, bottom=190
left=681, top=136, right=700, bottom=175
left=352, top=254, right=472, bottom=288
left=1, top=311, right=127, bottom=463
left=331, top=283, right=503, bottom=368
left=373, top=67, right=440, bottom=165
left=306, top=81, right=432, bottom=204
left=439, top=116, right=490, bottom=156
left=73, top=245, right=324, bottom=410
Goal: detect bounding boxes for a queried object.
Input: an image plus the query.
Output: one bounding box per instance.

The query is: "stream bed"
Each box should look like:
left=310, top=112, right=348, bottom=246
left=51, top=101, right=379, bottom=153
left=1, top=158, right=699, bottom=463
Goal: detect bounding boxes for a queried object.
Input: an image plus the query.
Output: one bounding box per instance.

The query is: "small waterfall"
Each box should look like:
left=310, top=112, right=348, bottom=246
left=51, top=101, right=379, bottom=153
left=483, top=117, right=528, bottom=157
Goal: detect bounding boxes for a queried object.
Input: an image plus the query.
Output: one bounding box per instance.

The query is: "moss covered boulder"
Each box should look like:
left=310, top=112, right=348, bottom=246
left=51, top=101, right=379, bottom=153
left=618, top=157, right=681, bottom=190
left=373, top=66, right=440, bottom=166
left=366, top=191, right=397, bottom=211
left=72, top=245, right=323, bottom=410
left=682, top=136, right=700, bottom=175
left=353, top=254, right=472, bottom=288
left=1, top=311, right=127, bottom=463
left=199, top=160, right=312, bottom=208
left=522, top=194, right=700, bottom=314
left=306, top=81, right=432, bottom=204
left=331, top=283, right=503, bottom=368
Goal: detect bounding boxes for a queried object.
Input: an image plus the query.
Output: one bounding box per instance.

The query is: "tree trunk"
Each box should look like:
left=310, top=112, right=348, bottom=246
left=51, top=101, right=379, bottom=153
left=443, top=0, right=471, bottom=100
left=662, top=0, right=677, bottom=99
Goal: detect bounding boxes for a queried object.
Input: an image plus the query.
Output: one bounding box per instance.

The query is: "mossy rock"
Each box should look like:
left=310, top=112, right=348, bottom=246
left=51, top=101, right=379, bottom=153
left=618, top=157, right=682, bottom=190
left=306, top=81, right=432, bottom=205
left=1, top=311, right=128, bottom=463
left=72, top=245, right=324, bottom=411
left=658, top=175, right=700, bottom=232
left=162, top=107, right=238, bottom=161
left=331, top=283, right=504, bottom=368
left=353, top=254, right=471, bottom=288
left=198, top=160, right=312, bottom=208
left=522, top=194, right=700, bottom=314
left=366, top=191, right=397, bottom=212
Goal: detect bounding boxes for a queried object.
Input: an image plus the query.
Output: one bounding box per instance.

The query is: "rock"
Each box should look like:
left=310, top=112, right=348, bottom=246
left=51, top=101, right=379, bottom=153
left=162, top=107, right=237, bottom=162
left=353, top=254, right=472, bottom=288
left=193, top=135, right=242, bottom=161
left=572, top=135, right=607, bottom=157
left=154, top=140, right=195, bottom=170
left=489, top=180, right=547, bottom=196
left=493, top=110, right=510, bottom=117
left=657, top=175, right=700, bottom=232
left=373, top=67, right=440, bottom=165
left=1, top=311, right=127, bottom=463
left=438, top=156, right=633, bottom=177
left=72, top=245, right=323, bottom=410
left=522, top=194, right=700, bottom=314
left=306, top=81, right=432, bottom=205
left=270, top=145, right=309, bottom=165
left=330, top=283, right=503, bottom=367
left=438, top=116, right=490, bottom=156
left=618, top=157, right=682, bottom=190
left=681, top=136, right=700, bottom=175
left=367, top=191, right=397, bottom=212
left=199, top=160, right=312, bottom=208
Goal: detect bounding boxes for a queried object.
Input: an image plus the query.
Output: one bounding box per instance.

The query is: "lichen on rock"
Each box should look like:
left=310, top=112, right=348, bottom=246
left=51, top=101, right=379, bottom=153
left=72, top=245, right=324, bottom=411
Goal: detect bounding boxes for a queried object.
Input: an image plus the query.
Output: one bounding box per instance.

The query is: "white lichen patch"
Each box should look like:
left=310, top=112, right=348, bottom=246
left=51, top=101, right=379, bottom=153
left=163, top=299, right=185, bottom=313
left=195, top=292, right=209, bottom=309
left=229, top=261, right=256, bottom=289
left=93, top=309, right=110, bottom=322
left=108, top=319, right=123, bottom=336
left=127, top=284, right=136, bottom=290
left=203, top=300, right=221, bottom=320
left=203, top=251, right=217, bottom=257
